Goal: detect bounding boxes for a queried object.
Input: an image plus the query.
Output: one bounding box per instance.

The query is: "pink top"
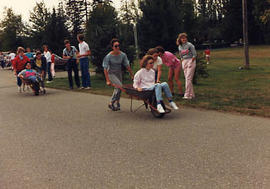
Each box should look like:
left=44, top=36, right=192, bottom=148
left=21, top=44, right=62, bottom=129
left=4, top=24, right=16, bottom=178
left=160, top=51, right=180, bottom=67
left=133, top=68, right=155, bottom=89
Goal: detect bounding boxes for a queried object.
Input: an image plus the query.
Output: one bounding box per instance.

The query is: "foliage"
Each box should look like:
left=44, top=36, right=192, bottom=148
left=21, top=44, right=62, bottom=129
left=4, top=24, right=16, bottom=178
left=85, top=1, right=119, bottom=73
left=193, top=52, right=209, bottom=84
left=0, top=8, right=25, bottom=51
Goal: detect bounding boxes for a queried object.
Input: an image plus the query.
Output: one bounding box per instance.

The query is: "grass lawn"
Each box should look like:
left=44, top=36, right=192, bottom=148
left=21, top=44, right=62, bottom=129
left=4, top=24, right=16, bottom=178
left=47, top=46, right=270, bottom=117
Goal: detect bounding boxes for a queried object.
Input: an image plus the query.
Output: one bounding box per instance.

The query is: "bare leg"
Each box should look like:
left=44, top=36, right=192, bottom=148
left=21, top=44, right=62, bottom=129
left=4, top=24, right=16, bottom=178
left=167, top=67, right=174, bottom=94
left=174, top=65, right=183, bottom=94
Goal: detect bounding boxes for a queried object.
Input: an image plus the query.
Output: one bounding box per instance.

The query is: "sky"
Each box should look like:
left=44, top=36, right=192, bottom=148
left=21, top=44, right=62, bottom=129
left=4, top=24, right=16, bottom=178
left=0, top=0, right=121, bottom=22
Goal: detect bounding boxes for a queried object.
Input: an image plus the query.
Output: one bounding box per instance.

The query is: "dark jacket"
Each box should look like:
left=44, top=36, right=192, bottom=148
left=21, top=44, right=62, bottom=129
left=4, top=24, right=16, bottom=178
left=32, top=56, right=47, bottom=73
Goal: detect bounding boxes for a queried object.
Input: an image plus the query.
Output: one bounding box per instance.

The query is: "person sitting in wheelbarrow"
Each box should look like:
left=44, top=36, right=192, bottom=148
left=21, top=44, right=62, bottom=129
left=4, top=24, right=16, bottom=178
left=133, top=55, right=179, bottom=113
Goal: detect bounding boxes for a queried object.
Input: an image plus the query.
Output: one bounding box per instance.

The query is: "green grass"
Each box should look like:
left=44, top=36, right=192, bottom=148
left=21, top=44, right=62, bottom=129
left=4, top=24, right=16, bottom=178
left=47, top=46, right=270, bottom=117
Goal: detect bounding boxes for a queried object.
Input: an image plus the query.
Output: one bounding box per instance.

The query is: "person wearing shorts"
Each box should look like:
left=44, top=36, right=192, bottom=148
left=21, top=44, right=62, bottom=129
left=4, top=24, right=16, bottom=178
left=156, top=46, right=183, bottom=97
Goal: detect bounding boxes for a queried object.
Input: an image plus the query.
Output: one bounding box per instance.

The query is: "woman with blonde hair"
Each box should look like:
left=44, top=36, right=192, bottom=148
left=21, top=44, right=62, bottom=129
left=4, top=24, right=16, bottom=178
left=176, top=33, right=197, bottom=99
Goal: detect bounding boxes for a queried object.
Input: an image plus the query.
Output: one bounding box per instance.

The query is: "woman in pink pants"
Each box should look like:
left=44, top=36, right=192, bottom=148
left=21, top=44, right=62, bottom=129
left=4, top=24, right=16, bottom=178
left=176, top=33, right=197, bottom=100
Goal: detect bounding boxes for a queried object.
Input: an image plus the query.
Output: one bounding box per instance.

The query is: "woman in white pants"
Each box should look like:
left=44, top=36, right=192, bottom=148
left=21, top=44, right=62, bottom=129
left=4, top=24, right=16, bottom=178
left=176, top=33, right=197, bottom=100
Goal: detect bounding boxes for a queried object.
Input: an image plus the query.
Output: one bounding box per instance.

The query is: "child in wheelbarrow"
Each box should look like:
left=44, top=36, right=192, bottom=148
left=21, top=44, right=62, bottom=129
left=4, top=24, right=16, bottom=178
left=18, top=62, right=41, bottom=94
left=133, top=55, right=179, bottom=113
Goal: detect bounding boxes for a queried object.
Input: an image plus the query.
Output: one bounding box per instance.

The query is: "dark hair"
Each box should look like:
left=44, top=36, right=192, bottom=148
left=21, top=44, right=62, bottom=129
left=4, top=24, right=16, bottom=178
left=155, top=46, right=165, bottom=53
left=110, top=38, right=120, bottom=47
left=24, top=62, right=32, bottom=69
left=36, top=51, right=42, bottom=55
left=64, top=39, right=70, bottom=45
left=140, top=55, right=154, bottom=68
left=77, top=34, right=84, bottom=41
left=146, top=48, right=158, bottom=55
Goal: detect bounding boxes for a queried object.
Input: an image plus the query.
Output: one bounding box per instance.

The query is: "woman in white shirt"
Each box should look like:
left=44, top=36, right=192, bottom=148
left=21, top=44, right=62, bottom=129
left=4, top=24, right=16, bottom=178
left=133, top=55, right=178, bottom=113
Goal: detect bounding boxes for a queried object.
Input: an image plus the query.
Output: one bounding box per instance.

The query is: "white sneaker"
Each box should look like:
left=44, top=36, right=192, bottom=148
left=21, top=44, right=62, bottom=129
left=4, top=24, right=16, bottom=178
left=46, top=81, right=52, bottom=84
left=157, top=104, right=165, bottom=113
left=80, top=87, right=85, bottom=89
left=85, top=87, right=91, bottom=90
left=18, top=87, right=22, bottom=93
left=169, top=101, right=179, bottom=110
left=183, top=96, right=192, bottom=100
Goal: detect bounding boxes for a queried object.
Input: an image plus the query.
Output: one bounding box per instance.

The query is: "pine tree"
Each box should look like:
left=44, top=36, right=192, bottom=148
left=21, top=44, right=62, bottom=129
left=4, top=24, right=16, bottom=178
left=29, top=1, right=50, bottom=49
left=85, top=1, right=118, bottom=73
left=65, top=0, right=86, bottom=43
left=138, top=0, right=190, bottom=53
left=0, top=8, right=24, bottom=51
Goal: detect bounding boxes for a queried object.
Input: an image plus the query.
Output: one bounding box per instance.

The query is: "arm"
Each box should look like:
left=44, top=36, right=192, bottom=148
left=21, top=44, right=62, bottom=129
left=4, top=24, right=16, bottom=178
left=13, top=58, right=17, bottom=75
left=157, top=65, right=162, bottom=83
left=190, top=44, right=197, bottom=61
left=126, top=66, right=134, bottom=80
left=133, top=70, right=142, bottom=91
left=104, top=69, right=111, bottom=85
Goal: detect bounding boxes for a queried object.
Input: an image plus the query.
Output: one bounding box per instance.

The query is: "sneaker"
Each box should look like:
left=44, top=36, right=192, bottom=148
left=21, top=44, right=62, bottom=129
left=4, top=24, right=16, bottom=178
left=169, top=101, right=179, bottom=110
left=116, top=103, right=120, bottom=111
left=157, top=104, right=165, bottom=113
left=85, top=87, right=91, bottom=90
left=108, top=103, right=117, bottom=111
left=18, top=87, right=22, bottom=93
left=46, top=81, right=52, bottom=84
left=183, top=96, right=192, bottom=100
left=80, top=87, right=85, bottom=89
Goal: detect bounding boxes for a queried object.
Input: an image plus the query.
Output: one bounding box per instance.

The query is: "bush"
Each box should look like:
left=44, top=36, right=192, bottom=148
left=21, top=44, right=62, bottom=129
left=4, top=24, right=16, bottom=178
left=193, top=52, right=209, bottom=84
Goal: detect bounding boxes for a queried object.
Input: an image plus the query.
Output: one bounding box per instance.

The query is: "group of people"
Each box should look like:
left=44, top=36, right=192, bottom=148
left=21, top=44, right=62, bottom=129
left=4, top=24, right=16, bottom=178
left=9, top=32, right=197, bottom=114
left=103, top=32, right=197, bottom=113
left=10, top=33, right=92, bottom=93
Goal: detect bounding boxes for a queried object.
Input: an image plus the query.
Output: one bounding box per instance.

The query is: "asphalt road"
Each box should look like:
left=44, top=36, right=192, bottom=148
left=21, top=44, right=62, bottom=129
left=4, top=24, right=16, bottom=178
left=1, top=69, right=270, bottom=189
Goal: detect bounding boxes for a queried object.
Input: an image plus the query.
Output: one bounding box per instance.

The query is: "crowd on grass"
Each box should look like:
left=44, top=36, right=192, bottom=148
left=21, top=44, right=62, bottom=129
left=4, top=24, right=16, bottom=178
left=1, top=32, right=204, bottom=113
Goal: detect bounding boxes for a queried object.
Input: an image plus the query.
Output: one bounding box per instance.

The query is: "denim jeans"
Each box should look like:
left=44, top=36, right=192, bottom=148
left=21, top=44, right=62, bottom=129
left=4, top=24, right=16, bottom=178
left=67, top=59, right=80, bottom=88
left=80, top=57, right=91, bottom=87
left=144, top=82, right=173, bottom=102
left=16, top=71, right=22, bottom=87
left=108, top=72, right=122, bottom=103
left=46, top=62, right=53, bottom=81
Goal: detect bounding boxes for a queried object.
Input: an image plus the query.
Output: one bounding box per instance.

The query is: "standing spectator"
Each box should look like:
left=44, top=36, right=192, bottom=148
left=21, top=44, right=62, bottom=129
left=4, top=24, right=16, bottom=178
left=50, top=50, right=56, bottom=78
left=176, top=33, right=197, bottom=100
left=156, top=46, right=183, bottom=96
left=12, top=47, right=30, bottom=92
left=146, top=48, right=163, bottom=83
left=43, top=45, right=53, bottom=83
left=25, top=47, right=34, bottom=60
left=77, top=34, right=91, bottom=89
left=103, top=38, right=134, bottom=111
left=32, top=51, right=47, bottom=92
left=8, top=51, right=16, bottom=69
left=204, top=47, right=211, bottom=64
left=63, top=39, right=80, bottom=89
left=0, top=51, right=4, bottom=69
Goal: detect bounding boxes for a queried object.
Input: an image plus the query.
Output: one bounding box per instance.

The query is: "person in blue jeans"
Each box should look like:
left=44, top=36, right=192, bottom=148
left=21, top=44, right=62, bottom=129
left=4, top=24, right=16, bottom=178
left=63, top=39, right=80, bottom=89
left=77, top=34, right=91, bottom=89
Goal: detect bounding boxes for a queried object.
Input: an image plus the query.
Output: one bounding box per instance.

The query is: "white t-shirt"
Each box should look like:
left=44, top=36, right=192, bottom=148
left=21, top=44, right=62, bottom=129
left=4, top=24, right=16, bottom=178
left=78, top=41, right=90, bottom=58
left=9, top=53, right=16, bottom=60
left=153, top=56, right=163, bottom=71
left=44, top=51, right=52, bottom=63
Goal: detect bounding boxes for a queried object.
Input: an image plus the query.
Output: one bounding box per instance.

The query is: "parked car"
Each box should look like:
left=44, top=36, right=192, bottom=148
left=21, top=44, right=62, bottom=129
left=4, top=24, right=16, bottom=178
left=53, top=54, right=68, bottom=70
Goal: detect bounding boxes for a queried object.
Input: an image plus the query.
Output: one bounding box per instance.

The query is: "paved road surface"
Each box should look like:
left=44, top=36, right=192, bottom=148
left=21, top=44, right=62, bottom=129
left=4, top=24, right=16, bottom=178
left=1, top=69, right=270, bottom=189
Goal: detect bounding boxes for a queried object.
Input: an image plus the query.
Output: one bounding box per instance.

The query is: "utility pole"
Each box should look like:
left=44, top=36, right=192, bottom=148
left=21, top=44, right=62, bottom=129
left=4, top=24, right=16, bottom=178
left=242, top=0, right=250, bottom=69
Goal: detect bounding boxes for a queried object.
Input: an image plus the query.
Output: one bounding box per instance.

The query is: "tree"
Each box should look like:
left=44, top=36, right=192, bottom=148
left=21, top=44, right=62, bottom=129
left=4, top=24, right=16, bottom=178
left=137, top=0, right=191, bottom=53
left=86, top=1, right=119, bottom=73
left=44, top=3, right=70, bottom=55
left=29, top=1, right=50, bottom=49
left=65, top=0, right=86, bottom=43
left=0, top=8, right=25, bottom=51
